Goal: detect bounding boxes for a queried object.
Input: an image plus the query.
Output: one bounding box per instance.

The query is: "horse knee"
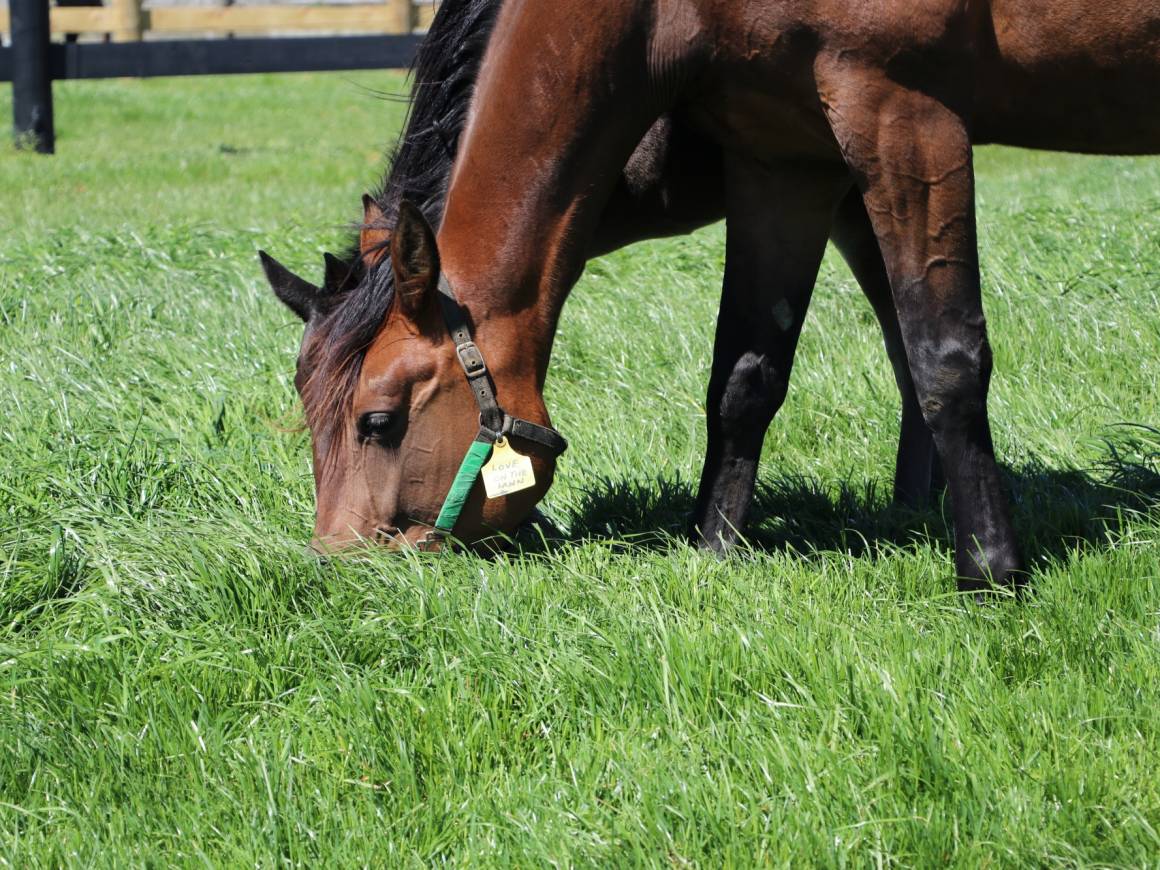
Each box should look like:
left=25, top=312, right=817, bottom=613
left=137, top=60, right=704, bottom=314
left=716, top=350, right=788, bottom=431
left=913, top=336, right=993, bottom=434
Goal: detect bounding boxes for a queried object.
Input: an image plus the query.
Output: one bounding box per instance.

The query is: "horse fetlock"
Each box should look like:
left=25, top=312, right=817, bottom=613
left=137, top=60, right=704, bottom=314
left=956, top=539, right=1025, bottom=594
left=691, top=509, right=745, bottom=556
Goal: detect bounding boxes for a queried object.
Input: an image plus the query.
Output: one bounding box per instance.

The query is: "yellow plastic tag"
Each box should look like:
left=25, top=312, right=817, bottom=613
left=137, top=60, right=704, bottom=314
left=481, top=437, right=536, bottom=499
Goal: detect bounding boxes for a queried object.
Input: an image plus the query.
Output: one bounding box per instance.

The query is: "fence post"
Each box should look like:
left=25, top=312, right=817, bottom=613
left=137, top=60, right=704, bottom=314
left=386, top=0, right=414, bottom=34
left=11, top=0, right=55, bottom=154
left=110, top=0, right=142, bottom=41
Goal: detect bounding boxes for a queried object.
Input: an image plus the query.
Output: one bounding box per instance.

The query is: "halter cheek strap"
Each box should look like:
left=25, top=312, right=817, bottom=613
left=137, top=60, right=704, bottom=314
left=424, top=275, right=567, bottom=545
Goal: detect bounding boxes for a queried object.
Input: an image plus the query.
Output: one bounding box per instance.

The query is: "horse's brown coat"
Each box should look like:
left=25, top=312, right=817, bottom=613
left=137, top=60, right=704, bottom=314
left=288, top=0, right=1158, bottom=588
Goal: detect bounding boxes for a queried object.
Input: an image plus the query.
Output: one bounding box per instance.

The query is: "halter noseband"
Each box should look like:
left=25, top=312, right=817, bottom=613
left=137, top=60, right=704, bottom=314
left=421, top=275, right=567, bottom=548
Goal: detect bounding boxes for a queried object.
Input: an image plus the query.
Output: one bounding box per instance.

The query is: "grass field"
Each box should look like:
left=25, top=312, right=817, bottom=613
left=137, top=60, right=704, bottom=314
left=2, top=72, right=1159, bottom=866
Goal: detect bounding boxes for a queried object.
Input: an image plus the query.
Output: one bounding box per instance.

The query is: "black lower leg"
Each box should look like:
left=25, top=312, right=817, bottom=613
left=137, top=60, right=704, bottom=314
left=822, top=77, right=1023, bottom=589
left=691, top=159, right=850, bottom=552
left=693, top=334, right=792, bottom=551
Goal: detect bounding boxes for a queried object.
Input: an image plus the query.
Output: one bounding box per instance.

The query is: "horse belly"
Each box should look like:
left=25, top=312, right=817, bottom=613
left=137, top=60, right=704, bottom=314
left=683, top=0, right=980, bottom=162
left=681, top=13, right=846, bottom=162
left=685, top=84, right=841, bottom=163
left=977, top=0, right=1160, bottom=153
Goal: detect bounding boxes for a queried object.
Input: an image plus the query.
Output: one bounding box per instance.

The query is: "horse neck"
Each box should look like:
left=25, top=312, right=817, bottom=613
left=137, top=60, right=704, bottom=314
left=433, top=0, right=664, bottom=394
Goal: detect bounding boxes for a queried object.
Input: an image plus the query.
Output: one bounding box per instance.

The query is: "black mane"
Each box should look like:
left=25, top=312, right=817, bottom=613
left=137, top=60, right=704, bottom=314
left=301, top=0, right=503, bottom=443
left=372, top=0, right=501, bottom=223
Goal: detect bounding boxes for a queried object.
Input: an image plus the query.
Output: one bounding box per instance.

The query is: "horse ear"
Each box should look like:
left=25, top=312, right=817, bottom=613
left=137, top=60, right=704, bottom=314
left=323, top=252, right=360, bottom=294
left=390, top=200, right=440, bottom=320
left=259, top=251, right=320, bottom=322
left=360, top=194, right=391, bottom=268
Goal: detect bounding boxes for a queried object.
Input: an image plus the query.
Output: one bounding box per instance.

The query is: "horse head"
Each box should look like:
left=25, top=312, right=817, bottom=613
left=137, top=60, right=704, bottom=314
left=262, top=198, right=561, bottom=552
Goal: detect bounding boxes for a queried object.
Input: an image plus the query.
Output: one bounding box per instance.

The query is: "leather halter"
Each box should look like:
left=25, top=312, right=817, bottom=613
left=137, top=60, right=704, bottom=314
left=436, top=274, right=567, bottom=454
left=420, top=275, right=567, bottom=547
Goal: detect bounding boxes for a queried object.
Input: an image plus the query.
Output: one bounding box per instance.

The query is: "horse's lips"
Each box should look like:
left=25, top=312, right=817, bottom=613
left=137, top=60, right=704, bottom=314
left=321, top=523, right=445, bottom=552
left=307, top=526, right=407, bottom=555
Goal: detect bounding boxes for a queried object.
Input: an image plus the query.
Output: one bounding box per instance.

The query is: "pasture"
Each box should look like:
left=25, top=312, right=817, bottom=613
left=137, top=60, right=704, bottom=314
left=1, top=72, right=1159, bottom=865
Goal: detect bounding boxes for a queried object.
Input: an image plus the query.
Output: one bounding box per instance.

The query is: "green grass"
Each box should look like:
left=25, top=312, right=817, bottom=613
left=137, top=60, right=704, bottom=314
left=1, top=73, right=1159, bottom=866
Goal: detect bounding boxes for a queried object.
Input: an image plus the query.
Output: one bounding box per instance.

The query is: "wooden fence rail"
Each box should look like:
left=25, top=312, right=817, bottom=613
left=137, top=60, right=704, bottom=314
left=1, top=0, right=437, bottom=39
left=3, top=0, right=434, bottom=153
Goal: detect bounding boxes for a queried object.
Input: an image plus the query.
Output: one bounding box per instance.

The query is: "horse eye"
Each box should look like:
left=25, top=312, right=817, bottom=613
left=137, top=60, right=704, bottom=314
left=358, top=412, right=397, bottom=442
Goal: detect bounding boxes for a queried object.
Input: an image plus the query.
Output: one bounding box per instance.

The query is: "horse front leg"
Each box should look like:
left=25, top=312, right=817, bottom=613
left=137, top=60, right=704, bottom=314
left=830, top=189, right=944, bottom=508
left=691, top=157, right=851, bottom=553
left=822, top=70, right=1023, bottom=591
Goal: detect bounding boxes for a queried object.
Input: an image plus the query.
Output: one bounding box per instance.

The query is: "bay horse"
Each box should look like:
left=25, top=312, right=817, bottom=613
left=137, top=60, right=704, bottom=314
left=266, top=0, right=1159, bottom=591
left=264, top=0, right=939, bottom=542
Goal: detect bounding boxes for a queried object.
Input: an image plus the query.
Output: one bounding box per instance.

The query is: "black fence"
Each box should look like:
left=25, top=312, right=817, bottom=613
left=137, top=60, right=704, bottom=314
left=2, top=0, right=422, bottom=153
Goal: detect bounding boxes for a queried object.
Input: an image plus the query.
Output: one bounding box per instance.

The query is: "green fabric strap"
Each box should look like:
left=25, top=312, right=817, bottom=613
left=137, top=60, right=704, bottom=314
left=434, top=440, right=493, bottom=533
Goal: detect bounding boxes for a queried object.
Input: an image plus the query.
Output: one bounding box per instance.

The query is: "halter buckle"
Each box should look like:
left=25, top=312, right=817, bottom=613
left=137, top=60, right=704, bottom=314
left=455, top=341, right=487, bottom=378
left=417, top=529, right=447, bottom=552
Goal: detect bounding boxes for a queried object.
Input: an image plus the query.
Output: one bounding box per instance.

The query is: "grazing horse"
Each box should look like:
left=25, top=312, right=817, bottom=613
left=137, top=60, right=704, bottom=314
left=266, top=0, right=1159, bottom=591
left=264, top=0, right=940, bottom=543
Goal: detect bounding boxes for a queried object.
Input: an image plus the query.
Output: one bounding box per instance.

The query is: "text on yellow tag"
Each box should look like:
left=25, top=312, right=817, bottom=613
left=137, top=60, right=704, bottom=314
left=481, top=437, right=536, bottom=499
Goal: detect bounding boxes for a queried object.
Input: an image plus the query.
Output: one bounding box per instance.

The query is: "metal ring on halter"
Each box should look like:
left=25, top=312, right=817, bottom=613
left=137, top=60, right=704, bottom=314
left=477, top=414, right=501, bottom=444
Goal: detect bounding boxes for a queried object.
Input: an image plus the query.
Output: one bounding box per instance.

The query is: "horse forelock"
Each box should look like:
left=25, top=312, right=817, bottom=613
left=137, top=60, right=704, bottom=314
left=300, top=0, right=504, bottom=454
left=299, top=273, right=395, bottom=462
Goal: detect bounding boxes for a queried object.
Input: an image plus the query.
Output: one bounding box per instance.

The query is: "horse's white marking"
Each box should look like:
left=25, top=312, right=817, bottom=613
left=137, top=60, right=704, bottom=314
left=772, top=299, right=795, bottom=331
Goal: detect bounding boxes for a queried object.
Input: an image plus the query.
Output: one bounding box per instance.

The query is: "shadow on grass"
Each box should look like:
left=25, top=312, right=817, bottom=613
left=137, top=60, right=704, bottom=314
left=520, top=425, right=1160, bottom=568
